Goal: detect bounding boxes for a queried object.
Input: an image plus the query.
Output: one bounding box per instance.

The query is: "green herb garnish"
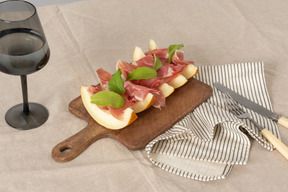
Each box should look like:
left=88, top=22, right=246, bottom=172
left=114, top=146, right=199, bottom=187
left=108, top=69, right=125, bottom=94
left=168, top=44, right=184, bottom=63
left=91, top=90, right=124, bottom=108
left=126, top=67, right=157, bottom=81
left=153, top=54, right=162, bottom=71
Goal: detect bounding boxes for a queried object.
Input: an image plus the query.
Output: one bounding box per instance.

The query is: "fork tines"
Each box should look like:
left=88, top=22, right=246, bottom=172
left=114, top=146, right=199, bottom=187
left=223, top=93, right=243, bottom=116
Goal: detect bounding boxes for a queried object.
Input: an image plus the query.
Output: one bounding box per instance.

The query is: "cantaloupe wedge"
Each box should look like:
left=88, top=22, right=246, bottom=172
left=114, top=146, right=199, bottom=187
left=168, top=74, right=188, bottom=88
left=132, top=92, right=155, bottom=113
left=133, top=46, right=145, bottom=62
left=81, top=86, right=137, bottom=130
left=181, top=64, right=198, bottom=79
left=158, top=83, right=175, bottom=97
left=148, top=39, right=159, bottom=51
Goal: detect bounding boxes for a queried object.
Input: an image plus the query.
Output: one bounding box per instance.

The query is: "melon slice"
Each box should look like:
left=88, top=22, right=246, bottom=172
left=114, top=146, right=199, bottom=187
left=148, top=39, right=159, bottom=51
left=132, top=92, right=155, bottom=113
left=81, top=86, right=137, bottom=130
left=132, top=46, right=145, bottom=62
left=181, top=64, right=198, bottom=79
left=168, top=74, right=188, bottom=88
left=158, top=83, right=175, bottom=97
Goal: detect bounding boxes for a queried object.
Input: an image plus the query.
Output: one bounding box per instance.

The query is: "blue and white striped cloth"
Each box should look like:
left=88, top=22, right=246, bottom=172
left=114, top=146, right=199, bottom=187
left=145, top=62, right=279, bottom=181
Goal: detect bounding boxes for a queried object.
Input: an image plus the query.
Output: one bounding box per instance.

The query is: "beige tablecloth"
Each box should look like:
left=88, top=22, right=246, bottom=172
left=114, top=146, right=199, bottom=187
left=1, top=0, right=288, bottom=191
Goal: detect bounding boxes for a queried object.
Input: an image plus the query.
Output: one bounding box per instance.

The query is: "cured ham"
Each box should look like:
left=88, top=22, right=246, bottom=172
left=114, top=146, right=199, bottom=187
left=145, top=48, right=169, bottom=59
left=87, top=69, right=129, bottom=120
left=85, top=84, right=133, bottom=120
left=172, top=50, right=194, bottom=66
left=108, top=97, right=135, bottom=120
left=96, top=68, right=112, bottom=89
left=96, top=67, right=165, bottom=110
left=134, top=48, right=194, bottom=83
left=124, top=81, right=164, bottom=108
left=97, top=67, right=152, bottom=101
left=117, top=60, right=165, bottom=108
left=87, top=84, right=103, bottom=95
left=117, top=60, right=163, bottom=88
left=124, top=81, right=153, bottom=101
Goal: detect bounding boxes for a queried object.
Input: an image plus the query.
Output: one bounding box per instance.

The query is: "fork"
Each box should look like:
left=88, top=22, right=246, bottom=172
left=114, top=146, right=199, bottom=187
left=225, top=94, right=288, bottom=160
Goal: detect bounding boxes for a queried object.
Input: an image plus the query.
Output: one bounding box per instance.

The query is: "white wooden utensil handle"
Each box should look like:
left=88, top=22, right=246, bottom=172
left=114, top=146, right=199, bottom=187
left=261, top=128, right=288, bottom=160
left=278, top=116, right=288, bottom=129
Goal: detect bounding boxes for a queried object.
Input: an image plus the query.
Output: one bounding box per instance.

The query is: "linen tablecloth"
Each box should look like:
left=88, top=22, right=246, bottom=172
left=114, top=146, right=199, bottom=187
left=1, top=0, right=288, bottom=191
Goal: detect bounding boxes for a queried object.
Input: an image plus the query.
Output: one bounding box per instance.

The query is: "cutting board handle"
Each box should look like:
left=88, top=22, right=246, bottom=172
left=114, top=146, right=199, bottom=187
left=52, top=120, right=109, bottom=162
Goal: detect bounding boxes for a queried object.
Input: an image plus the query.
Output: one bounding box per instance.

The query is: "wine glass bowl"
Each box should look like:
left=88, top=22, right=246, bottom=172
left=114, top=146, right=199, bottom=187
left=0, top=0, right=50, bottom=130
left=0, top=28, right=50, bottom=75
left=0, top=1, right=50, bottom=75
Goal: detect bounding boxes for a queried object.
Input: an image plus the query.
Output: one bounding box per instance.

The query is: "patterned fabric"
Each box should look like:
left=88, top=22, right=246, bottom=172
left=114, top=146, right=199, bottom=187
left=145, top=62, right=279, bottom=181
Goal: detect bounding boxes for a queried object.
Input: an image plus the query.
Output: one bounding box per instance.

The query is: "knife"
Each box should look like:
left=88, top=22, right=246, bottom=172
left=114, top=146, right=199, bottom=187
left=214, top=82, right=288, bottom=129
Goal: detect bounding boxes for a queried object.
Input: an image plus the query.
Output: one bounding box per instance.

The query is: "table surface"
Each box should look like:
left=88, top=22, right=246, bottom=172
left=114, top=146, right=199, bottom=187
left=1, top=0, right=288, bottom=191
left=0, top=0, right=84, bottom=7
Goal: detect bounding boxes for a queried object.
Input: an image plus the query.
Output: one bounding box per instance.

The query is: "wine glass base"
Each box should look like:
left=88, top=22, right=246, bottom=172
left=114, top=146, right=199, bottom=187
left=5, top=103, right=49, bottom=130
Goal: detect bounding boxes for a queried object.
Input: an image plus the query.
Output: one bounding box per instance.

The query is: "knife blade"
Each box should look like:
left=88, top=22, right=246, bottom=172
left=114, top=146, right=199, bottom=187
left=214, top=82, right=288, bottom=129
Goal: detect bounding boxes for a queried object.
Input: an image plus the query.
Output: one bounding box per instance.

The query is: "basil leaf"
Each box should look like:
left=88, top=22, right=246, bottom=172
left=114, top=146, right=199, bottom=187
left=168, top=44, right=184, bottom=63
left=126, top=67, right=157, bottom=81
left=91, top=90, right=125, bottom=109
left=153, top=54, right=162, bottom=71
left=108, top=69, right=125, bottom=94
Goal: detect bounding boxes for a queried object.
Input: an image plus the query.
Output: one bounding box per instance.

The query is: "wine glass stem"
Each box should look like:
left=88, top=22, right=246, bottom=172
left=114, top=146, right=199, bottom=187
left=21, top=75, right=30, bottom=115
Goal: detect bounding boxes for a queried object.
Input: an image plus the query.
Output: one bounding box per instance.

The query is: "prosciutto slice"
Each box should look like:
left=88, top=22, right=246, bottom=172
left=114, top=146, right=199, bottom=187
left=87, top=84, right=103, bottom=95
left=145, top=48, right=169, bottom=59
left=137, top=48, right=194, bottom=83
left=96, top=67, right=164, bottom=108
left=145, top=48, right=193, bottom=66
left=85, top=84, right=132, bottom=120
left=108, top=97, right=135, bottom=120
left=117, top=60, right=165, bottom=107
left=125, top=81, right=164, bottom=108
left=97, top=67, right=152, bottom=101
left=124, top=81, right=152, bottom=101
left=172, top=50, right=194, bottom=66
left=134, top=52, right=182, bottom=83
left=96, top=68, right=112, bottom=89
left=117, top=60, right=162, bottom=88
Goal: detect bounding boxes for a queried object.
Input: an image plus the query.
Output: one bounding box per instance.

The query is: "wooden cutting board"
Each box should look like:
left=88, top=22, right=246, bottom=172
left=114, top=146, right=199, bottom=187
left=52, top=78, right=212, bottom=162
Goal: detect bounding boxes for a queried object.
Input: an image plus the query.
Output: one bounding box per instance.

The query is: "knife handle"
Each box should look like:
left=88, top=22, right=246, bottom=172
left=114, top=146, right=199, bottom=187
left=278, top=116, right=288, bottom=129
left=261, top=128, right=288, bottom=160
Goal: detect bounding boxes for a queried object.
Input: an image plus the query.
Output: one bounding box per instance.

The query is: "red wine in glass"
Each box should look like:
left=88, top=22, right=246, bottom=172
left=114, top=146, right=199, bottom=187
left=0, top=1, right=50, bottom=130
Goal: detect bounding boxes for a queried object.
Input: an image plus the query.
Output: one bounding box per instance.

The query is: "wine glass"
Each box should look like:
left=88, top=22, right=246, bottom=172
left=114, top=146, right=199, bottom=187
left=0, top=0, right=50, bottom=130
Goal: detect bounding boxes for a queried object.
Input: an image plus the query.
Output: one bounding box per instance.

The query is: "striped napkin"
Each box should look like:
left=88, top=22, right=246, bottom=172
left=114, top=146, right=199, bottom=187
left=145, top=62, right=280, bottom=181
